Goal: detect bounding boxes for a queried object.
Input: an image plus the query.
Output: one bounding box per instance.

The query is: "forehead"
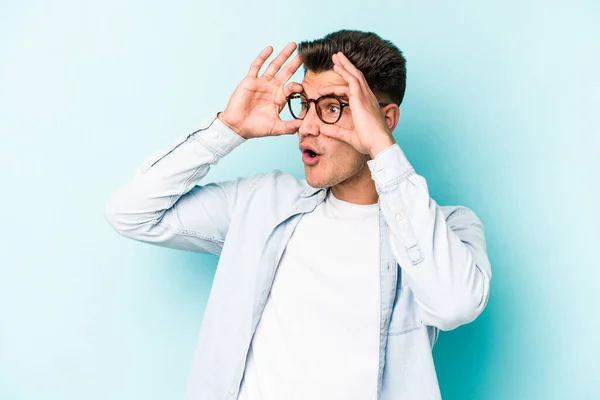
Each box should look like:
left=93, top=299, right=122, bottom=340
left=301, top=70, right=347, bottom=97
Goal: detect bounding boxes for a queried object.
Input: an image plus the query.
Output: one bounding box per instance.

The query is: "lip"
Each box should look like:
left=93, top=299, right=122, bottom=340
left=299, top=143, right=322, bottom=166
left=302, top=152, right=320, bottom=166
left=299, top=144, right=321, bottom=155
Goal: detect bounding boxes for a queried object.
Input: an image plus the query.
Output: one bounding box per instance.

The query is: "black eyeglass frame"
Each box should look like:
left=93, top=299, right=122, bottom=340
left=286, top=92, right=390, bottom=125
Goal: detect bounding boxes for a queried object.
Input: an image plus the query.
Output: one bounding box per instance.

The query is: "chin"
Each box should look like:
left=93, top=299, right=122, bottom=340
left=304, top=172, right=327, bottom=189
left=305, top=177, right=326, bottom=189
left=304, top=169, right=340, bottom=189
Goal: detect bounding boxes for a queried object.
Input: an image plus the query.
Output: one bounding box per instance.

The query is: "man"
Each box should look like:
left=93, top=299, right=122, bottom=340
left=105, top=30, right=492, bottom=400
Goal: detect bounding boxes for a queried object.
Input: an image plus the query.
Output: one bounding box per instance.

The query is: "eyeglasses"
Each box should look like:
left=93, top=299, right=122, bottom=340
left=286, top=92, right=390, bottom=124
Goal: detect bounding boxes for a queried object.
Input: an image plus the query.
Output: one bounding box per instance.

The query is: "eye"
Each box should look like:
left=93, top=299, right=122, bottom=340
left=301, top=101, right=309, bottom=110
left=325, top=103, right=340, bottom=115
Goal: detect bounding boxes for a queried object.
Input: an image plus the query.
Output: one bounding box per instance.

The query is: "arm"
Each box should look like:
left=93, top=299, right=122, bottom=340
left=317, top=52, right=491, bottom=331
left=367, top=144, right=492, bottom=331
left=104, top=116, right=249, bottom=256
left=105, top=42, right=305, bottom=255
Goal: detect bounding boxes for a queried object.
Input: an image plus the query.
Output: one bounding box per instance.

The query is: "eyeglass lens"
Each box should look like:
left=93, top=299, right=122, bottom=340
left=288, top=93, right=343, bottom=124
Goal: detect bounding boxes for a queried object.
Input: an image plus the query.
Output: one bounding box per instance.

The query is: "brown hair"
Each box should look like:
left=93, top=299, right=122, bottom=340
left=298, top=29, right=407, bottom=105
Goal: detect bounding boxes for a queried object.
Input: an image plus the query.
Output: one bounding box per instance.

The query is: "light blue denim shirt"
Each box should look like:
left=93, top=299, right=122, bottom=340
left=105, top=115, right=492, bottom=400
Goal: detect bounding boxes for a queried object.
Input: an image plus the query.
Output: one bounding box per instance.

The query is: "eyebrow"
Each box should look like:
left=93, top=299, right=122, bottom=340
left=300, top=89, right=349, bottom=102
left=321, top=87, right=349, bottom=101
left=327, top=94, right=349, bottom=103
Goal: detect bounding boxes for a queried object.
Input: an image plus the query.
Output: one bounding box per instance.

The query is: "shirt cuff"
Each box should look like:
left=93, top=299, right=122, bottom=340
left=191, top=114, right=247, bottom=158
left=366, top=143, right=415, bottom=192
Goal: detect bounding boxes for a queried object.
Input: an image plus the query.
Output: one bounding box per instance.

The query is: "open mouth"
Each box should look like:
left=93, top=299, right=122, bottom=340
left=301, top=148, right=321, bottom=165
left=304, top=149, right=318, bottom=158
left=300, top=143, right=321, bottom=165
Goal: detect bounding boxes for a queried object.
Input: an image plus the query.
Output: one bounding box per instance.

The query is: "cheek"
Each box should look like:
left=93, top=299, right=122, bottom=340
left=325, top=143, right=362, bottom=167
left=338, top=113, right=355, bottom=130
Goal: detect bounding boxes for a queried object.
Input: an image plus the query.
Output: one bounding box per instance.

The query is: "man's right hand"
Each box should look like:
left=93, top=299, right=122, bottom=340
left=218, top=42, right=304, bottom=140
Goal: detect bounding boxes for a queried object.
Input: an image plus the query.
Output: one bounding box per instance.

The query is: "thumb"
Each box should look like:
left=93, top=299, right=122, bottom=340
left=319, top=124, right=353, bottom=143
left=283, top=82, right=304, bottom=97
left=271, top=119, right=302, bottom=136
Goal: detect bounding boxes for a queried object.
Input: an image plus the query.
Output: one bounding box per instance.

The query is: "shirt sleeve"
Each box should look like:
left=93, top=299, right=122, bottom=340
left=104, top=115, right=257, bottom=255
left=367, top=144, right=492, bottom=331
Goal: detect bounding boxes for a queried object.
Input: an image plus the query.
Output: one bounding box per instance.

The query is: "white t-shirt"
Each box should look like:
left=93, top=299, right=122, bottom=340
left=237, top=189, right=381, bottom=400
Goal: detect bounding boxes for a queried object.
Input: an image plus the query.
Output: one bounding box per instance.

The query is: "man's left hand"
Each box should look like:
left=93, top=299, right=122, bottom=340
left=318, top=52, right=397, bottom=159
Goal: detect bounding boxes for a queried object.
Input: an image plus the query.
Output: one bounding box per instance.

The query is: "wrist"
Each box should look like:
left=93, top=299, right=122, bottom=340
left=217, top=111, right=247, bottom=139
left=369, top=136, right=396, bottom=159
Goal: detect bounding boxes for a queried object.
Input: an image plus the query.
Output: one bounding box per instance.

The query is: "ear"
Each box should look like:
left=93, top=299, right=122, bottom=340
left=382, top=104, right=400, bottom=132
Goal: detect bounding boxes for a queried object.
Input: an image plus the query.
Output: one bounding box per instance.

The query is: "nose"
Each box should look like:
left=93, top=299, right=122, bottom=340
left=298, top=104, right=321, bottom=139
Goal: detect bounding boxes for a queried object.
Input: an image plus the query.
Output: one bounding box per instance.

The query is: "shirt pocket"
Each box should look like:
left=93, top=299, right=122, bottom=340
left=387, top=272, right=423, bottom=336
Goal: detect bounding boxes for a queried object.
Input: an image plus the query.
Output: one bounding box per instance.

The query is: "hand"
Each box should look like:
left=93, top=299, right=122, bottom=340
left=318, top=52, right=397, bottom=158
left=219, top=43, right=304, bottom=139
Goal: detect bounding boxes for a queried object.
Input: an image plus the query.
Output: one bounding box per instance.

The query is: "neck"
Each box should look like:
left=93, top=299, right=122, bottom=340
left=330, top=165, right=379, bottom=205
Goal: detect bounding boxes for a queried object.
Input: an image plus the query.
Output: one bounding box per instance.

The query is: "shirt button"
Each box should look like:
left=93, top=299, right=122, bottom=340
left=395, top=213, right=405, bottom=222
left=377, top=170, right=385, bottom=179
left=292, top=204, right=298, bottom=210
left=213, top=132, right=219, bottom=138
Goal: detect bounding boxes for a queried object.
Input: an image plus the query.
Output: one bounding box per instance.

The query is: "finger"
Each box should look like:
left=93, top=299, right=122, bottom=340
left=319, top=123, right=354, bottom=143
left=333, top=53, right=370, bottom=93
left=248, top=46, right=274, bottom=77
left=317, top=85, right=349, bottom=98
left=333, top=52, right=364, bottom=81
left=276, top=54, right=303, bottom=84
left=283, top=81, right=304, bottom=98
left=332, top=63, right=361, bottom=94
left=271, top=119, right=302, bottom=136
left=263, top=42, right=297, bottom=78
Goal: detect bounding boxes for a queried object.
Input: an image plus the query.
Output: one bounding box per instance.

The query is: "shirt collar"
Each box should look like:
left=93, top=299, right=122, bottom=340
left=299, top=185, right=327, bottom=198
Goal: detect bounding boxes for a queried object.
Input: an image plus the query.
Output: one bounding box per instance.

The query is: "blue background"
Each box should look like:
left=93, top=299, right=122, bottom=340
left=1, top=0, right=598, bottom=399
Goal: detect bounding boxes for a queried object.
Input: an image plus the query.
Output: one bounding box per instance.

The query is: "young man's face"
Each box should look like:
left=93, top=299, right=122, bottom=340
left=297, top=69, right=371, bottom=189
